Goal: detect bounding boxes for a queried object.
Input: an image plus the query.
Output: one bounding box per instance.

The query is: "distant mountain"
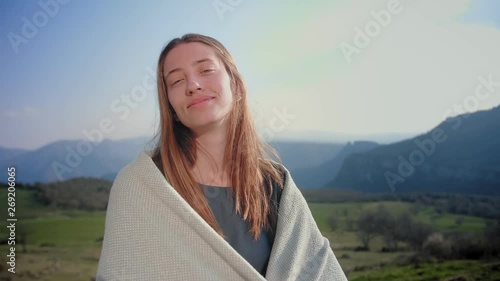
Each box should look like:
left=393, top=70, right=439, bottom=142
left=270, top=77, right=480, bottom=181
left=330, top=106, right=500, bottom=196
left=100, top=172, right=119, bottom=182
left=275, top=130, right=416, bottom=145
left=0, top=147, right=29, bottom=163
left=269, top=141, right=344, bottom=171
left=0, top=137, right=343, bottom=184
left=292, top=141, right=379, bottom=189
left=0, top=136, right=154, bottom=183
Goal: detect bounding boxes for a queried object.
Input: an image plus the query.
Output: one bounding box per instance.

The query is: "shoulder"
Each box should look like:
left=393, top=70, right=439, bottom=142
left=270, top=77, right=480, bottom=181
left=111, top=150, right=162, bottom=191
left=267, top=159, right=292, bottom=184
left=106, top=150, right=170, bottom=213
left=115, top=151, right=148, bottom=178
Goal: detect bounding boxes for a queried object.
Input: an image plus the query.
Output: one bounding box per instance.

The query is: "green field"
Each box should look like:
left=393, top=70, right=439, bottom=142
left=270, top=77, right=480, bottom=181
left=349, top=260, right=500, bottom=281
left=0, top=213, right=104, bottom=280
left=309, top=201, right=488, bottom=234
left=0, top=189, right=497, bottom=280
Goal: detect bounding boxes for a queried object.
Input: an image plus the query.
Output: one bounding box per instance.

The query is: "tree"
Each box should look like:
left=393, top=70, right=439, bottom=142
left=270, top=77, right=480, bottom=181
left=328, top=215, right=339, bottom=232
left=372, top=205, right=399, bottom=251
left=406, top=221, right=434, bottom=251
left=423, top=232, right=450, bottom=259
left=484, top=220, right=500, bottom=257
left=356, top=211, right=378, bottom=250
left=394, top=212, right=413, bottom=249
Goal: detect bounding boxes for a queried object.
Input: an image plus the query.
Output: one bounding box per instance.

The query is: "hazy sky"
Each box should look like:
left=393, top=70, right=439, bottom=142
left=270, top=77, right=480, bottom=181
left=1, top=0, right=500, bottom=149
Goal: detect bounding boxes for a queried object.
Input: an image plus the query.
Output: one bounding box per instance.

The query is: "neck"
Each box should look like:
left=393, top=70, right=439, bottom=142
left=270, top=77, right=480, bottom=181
left=191, top=123, right=230, bottom=187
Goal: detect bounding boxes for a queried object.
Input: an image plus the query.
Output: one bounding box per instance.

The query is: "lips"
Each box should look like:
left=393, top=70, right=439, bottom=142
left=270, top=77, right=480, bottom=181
left=188, top=96, right=215, bottom=108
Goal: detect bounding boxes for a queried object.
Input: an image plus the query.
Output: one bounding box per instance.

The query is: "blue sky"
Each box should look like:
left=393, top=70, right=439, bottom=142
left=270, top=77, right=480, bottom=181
left=1, top=0, right=500, bottom=149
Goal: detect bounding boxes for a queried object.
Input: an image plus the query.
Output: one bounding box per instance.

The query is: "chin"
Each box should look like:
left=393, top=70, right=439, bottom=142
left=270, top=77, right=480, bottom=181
left=189, top=115, right=229, bottom=131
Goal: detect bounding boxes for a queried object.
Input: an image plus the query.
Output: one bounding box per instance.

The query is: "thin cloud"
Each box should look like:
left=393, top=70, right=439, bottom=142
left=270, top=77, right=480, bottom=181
left=249, top=0, right=500, bottom=135
left=2, top=106, right=37, bottom=118
left=3, top=111, right=18, bottom=118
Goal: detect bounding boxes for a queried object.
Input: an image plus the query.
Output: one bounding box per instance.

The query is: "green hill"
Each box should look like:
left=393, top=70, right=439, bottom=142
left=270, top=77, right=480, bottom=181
left=0, top=181, right=498, bottom=280
left=331, top=106, right=500, bottom=195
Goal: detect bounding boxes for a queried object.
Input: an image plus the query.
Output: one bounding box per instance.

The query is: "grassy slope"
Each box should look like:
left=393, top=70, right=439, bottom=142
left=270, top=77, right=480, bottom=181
left=0, top=190, right=496, bottom=280
left=309, top=201, right=488, bottom=233
left=349, top=260, right=500, bottom=281
left=0, top=189, right=104, bottom=280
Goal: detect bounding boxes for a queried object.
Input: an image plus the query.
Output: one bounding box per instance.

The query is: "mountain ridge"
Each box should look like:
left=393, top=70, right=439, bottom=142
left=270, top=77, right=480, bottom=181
left=330, top=105, right=500, bottom=195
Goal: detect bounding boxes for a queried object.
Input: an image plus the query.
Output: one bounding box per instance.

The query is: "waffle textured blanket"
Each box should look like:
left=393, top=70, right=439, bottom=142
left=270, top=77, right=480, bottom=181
left=96, top=150, right=348, bottom=281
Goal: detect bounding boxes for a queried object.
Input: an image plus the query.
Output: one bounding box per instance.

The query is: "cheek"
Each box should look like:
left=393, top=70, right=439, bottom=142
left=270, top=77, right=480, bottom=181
left=215, top=74, right=233, bottom=97
left=167, top=93, right=182, bottom=112
left=208, top=70, right=230, bottom=89
left=216, top=82, right=233, bottom=103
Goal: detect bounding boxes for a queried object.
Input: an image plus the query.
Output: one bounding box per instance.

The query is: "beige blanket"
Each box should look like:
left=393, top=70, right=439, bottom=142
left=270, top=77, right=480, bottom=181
left=96, top=150, right=348, bottom=280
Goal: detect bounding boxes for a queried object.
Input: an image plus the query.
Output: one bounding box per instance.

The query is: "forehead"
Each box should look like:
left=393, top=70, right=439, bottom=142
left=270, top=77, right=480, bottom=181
left=163, top=42, right=220, bottom=71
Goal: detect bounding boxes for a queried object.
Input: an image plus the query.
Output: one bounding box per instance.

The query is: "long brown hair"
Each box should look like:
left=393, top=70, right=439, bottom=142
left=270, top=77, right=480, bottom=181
left=151, top=33, right=284, bottom=240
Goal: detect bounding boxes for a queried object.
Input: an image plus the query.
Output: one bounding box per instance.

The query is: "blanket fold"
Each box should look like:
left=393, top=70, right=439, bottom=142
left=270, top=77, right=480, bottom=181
left=96, top=150, right=348, bottom=281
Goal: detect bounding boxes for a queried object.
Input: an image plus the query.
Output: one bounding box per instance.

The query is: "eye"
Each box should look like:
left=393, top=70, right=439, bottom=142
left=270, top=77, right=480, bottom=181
left=202, top=69, right=214, bottom=73
left=171, top=79, right=183, bottom=86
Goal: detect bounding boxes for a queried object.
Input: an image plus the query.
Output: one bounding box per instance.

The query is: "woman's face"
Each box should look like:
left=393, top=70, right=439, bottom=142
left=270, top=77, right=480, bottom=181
left=163, top=42, right=235, bottom=134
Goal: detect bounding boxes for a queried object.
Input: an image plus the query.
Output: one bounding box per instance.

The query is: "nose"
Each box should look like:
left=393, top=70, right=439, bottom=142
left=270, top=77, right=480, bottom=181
left=186, top=76, right=202, bottom=95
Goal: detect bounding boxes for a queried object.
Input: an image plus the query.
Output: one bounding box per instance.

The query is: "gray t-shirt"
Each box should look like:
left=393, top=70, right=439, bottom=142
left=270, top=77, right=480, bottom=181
left=199, top=183, right=273, bottom=277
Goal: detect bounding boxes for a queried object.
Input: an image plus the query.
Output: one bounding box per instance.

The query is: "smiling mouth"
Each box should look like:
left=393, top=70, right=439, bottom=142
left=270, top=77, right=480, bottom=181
left=188, top=97, right=215, bottom=108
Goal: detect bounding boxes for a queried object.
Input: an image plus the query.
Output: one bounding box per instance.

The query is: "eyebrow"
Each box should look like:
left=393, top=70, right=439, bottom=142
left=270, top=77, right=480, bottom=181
left=165, top=58, right=215, bottom=80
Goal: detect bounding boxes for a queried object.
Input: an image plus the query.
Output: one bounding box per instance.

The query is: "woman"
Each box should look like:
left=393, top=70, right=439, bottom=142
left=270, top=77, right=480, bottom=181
left=96, top=33, right=348, bottom=281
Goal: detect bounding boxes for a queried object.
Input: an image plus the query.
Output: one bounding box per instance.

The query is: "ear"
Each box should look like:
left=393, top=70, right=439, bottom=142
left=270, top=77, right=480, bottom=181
left=231, top=79, right=238, bottom=95
left=231, top=82, right=242, bottom=102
